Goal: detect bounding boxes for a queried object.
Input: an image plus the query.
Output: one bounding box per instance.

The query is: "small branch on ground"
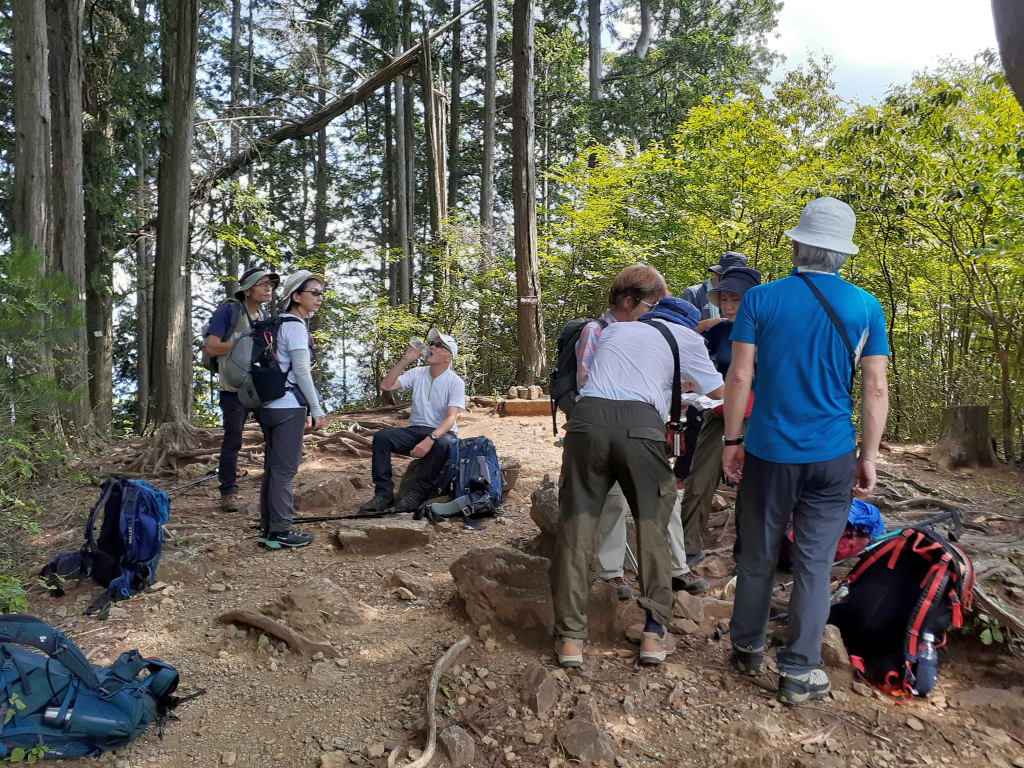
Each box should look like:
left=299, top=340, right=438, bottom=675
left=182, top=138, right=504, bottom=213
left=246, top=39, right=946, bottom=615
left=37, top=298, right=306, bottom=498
left=218, top=610, right=342, bottom=658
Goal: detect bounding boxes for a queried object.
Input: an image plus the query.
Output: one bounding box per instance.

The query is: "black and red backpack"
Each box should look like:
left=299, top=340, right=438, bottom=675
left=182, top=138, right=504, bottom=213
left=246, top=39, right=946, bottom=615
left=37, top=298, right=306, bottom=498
left=828, top=525, right=975, bottom=701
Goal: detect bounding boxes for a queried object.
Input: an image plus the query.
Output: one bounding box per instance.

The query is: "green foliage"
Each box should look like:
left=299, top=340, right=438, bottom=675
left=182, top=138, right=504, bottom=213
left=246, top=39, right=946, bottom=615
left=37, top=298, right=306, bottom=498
left=7, top=744, right=48, bottom=764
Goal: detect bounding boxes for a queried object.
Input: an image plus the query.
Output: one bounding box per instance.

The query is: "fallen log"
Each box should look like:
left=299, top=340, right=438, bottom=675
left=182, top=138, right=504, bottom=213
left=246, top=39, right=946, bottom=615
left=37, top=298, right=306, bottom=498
left=388, top=634, right=471, bottom=768
left=972, top=585, right=1024, bottom=640
left=218, top=610, right=342, bottom=658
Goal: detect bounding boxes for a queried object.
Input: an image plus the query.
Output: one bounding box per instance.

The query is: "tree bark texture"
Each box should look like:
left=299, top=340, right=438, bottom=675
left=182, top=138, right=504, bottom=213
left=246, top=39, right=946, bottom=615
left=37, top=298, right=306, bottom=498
left=135, top=0, right=151, bottom=431
left=223, top=0, right=243, bottom=300
left=992, top=0, right=1024, bottom=110
left=446, top=0, right=461, bottom=213
left=385, top=77, right=398, bottom=307
left=511, top=0, right=546, bottom=385
left=152, top=0, right=199, bottom=424
left=588, top=0, right=601, bottom=99
left=84, top=72, right=114, bottom=433
left=392, top=0, right=410, bottom=306
left=402, top=0, right=414, bottom=306
left=930, top=405, right=998, bottom=470
left=478, top=0, right=497, bottom=385
left=12, top=0, right=51, bottom=261
left=48, top=0, right=93, bottom=435
left=634, top=0, right=651, bottom=58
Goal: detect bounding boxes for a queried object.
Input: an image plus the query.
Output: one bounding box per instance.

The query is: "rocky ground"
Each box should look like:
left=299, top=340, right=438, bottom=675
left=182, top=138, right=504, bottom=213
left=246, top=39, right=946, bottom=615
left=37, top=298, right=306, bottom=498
left=17, top=408, right=1024, bottom=768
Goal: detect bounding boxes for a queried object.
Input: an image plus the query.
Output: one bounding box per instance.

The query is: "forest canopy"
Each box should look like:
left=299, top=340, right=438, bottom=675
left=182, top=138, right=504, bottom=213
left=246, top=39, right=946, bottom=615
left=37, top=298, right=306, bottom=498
left=2, top=0, right=1024, bottom=467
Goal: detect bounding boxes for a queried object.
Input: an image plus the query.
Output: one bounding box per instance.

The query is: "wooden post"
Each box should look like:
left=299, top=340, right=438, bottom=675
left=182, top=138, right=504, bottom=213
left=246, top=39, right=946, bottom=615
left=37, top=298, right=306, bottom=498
left=930, top=405, right=998, bottom=469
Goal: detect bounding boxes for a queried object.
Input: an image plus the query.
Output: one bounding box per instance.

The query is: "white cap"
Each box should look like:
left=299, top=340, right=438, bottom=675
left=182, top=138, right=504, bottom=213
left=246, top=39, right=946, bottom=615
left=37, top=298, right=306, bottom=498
left=784, top=196, right=859, bottom=255
left=427, top=328, right=458, bottom=358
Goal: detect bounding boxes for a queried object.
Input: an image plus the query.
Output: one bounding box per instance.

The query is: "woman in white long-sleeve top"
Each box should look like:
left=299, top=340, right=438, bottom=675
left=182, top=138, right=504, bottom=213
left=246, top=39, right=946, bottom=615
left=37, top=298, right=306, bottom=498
left=257, top=269, right=327, bottom=549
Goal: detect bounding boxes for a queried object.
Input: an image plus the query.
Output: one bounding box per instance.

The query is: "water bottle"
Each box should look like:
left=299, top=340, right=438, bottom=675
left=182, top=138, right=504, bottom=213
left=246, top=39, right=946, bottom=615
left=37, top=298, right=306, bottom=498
left=409, top=337, right=428, bottom=359
left=913, top=632, right=938, bottom=696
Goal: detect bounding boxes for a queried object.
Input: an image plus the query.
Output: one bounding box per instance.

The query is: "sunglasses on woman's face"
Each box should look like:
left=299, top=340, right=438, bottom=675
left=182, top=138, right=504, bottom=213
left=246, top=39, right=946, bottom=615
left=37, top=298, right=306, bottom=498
left=301, top=289, right=324, bottom=298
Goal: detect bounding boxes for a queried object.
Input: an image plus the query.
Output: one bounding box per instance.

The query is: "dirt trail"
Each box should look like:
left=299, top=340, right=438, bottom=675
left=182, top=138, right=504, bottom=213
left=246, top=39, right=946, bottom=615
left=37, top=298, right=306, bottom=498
left=20, top=411, right=1024, bottom=768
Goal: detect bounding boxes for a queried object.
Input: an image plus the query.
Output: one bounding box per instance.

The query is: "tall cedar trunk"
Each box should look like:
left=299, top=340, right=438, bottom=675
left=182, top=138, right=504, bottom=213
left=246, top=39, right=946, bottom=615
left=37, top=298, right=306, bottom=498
left=224, top=0, right=242, bottom=299
left=385, top=78, right=398, bottom=306
left=992, top=0, right=1024, bottom=110
left=634, top=0, right=651, bottom=57
left=931, top=405, right=997, bottom=469
left=84, top=71, right=114, bottom=433
left=12, top=0, right=50, bottom=263
left=588, top=0, right=601, bottom=99
left=446, top=0, right=461, bottom=213
left=401, top=0, right=414, bottom=305
left=152, top=0, right=199, bottom=424
left=135, top=0, right=151, bottom=430
left=310, top=29, right=329, bottom=388
left=479, top=0, right=497, bottom=386
left=995, top=325, right=1014, bottom=463
left=421, top=35, right=442, bottom=242
left=512, top=0, right=546, bottom=385
left=392, top=0, right=410, bottom=306
left=48, top=0, right=92, bottom=436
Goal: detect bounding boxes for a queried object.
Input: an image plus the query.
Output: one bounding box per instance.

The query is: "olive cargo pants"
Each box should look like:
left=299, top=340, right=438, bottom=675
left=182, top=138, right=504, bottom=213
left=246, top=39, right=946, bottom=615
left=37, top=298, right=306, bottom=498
left=551, top=397, right=677, bottom=639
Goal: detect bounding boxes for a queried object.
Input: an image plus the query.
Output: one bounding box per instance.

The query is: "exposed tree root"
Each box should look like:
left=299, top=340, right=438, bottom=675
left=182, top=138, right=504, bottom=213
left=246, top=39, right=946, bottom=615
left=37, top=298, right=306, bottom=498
left=219, top=610, right=342, bottom=658
left=126, top=422, right=212, bottom=474
left=387, top=634, right=471, bottom=768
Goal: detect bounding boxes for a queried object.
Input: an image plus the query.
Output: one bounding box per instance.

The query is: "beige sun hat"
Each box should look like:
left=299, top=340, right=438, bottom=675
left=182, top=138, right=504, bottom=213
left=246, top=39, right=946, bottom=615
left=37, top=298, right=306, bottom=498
left=784, top=196, right=860, bottom=255
left=281, top=270, right=325, bottom=309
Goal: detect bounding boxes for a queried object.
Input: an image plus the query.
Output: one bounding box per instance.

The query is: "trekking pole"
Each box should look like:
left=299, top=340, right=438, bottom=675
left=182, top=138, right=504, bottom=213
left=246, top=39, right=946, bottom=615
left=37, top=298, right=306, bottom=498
left=772, top=507, right=962, bottom=593
left=624, top=542, right=640, bottom=576
left=163, top=470, right=218, bottom=498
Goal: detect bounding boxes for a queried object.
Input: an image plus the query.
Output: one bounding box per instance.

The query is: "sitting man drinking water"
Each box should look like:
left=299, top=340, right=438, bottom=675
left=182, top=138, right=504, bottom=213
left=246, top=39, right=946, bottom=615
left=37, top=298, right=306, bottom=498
left=359, top=330, right=466, bottom=514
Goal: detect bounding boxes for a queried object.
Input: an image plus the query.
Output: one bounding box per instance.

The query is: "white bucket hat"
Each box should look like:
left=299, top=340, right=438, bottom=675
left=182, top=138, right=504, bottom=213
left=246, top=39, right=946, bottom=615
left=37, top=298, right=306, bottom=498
left=427, top=328, right=458, bottom=359
left=281, top=269, right=325, bottom=309
left=784, top=197, right=860, bottom=255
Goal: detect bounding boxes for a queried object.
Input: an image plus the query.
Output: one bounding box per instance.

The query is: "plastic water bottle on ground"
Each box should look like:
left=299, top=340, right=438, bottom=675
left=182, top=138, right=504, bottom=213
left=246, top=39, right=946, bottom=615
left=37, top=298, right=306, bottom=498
left=913, top=632, right=938, bottom=696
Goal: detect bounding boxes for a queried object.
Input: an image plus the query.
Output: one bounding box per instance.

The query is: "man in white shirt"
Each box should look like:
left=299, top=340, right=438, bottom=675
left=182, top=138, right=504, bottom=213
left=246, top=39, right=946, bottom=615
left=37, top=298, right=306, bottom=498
left=359, top=329, right=466, bottom=513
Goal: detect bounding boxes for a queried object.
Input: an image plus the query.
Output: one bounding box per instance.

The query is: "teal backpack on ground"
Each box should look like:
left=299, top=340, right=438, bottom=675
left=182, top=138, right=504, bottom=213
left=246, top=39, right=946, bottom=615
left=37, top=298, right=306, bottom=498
left=0, top=615, right=186, bottom=759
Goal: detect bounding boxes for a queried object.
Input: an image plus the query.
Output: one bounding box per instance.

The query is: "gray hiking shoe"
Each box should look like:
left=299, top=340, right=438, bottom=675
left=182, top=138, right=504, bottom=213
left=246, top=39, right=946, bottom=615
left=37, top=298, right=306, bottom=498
left=778, top=669, right=831, bottom=706
left=395, top=486, right=432, bottom=512
left=732, top=644, right=765, bottom=676
left=606, top=577, right=632, bottom=600
left=358, top=494, right=394, bottom=513
left=556, top=638, right=584, bottom=668
left=265, top=530, right=314, bottom=549
left=672, top=571, right=708, bottom=595
left=220, top=494, right=240, bottom=512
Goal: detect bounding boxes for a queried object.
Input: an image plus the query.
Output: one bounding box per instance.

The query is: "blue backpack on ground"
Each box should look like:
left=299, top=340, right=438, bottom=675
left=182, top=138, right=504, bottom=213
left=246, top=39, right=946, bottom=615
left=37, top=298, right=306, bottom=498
left=41, top=478, right=170, bottom=619
left=417, top=436, right=503, bottom=527
left=0, top=615, right=186, bottom=759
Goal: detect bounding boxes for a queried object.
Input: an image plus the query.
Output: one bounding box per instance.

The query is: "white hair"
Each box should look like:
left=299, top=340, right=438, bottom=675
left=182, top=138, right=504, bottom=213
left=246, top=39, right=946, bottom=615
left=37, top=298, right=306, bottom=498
left=794, top=243, right=849, bottom=273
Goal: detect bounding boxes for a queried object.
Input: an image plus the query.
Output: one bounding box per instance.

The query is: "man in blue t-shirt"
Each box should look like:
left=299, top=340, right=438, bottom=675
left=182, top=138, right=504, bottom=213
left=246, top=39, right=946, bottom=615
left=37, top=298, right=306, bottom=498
left=203, top=267, right=278, bottom=511
left=720, top=197, right=890, bottom=707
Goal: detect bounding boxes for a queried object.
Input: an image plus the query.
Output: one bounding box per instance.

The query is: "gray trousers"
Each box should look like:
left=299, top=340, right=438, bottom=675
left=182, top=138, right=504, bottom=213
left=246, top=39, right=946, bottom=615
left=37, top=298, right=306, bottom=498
left=257, top=407, right=307, bottom=533
left=594, top=483, right=690, bottom=579
left=729, top=450, right=856, bottom=675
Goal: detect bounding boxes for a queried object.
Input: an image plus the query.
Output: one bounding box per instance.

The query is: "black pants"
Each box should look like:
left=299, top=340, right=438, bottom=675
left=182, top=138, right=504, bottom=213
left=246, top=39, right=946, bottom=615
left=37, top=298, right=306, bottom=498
left=218, top=390, right=252, bottom=496
left=371, top=426, right=454, bottom=497
left=257, top=407, right=307, bottom=533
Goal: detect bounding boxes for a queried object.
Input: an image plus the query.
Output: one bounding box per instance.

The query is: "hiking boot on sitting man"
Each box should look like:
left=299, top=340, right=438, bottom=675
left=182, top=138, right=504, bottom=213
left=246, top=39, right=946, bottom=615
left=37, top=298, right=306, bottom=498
left=359, top=329, right=466, bottom=514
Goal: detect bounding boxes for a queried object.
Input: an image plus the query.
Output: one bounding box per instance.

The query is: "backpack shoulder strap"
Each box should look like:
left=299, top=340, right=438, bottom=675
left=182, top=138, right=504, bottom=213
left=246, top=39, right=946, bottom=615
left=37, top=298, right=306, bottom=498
left=221, top=302, right=244, bottom=341
left=796, top=273, right=856, bottom=394
left=639, top=319, right=682, bottom=426
left=0, top=616, right=102, bottom=691
left=84, top=478, right=118, bottom=555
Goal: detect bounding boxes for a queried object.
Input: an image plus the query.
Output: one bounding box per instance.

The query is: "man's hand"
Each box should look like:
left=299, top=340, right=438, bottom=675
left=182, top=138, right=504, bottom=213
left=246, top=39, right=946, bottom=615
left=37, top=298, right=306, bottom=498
left=403, top=345, right=422, bottom=362
left=852, top=457, right=877, bottom=497
left=410, top=437, right=434, bottom=459
left=723, top=444, right=745, bottom=483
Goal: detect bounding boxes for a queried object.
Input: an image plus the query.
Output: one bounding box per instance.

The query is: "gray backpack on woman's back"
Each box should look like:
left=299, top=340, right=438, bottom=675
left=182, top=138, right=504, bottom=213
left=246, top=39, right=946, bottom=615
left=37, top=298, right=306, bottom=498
left=220, top=314, right=303, bottom=408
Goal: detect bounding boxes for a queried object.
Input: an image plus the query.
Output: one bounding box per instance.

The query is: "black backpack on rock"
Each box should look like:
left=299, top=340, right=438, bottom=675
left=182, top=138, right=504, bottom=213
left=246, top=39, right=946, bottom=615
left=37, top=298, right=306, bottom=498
left=550, top=317, right=608, bottom=433
left=828, top=525, right=975, bottom=700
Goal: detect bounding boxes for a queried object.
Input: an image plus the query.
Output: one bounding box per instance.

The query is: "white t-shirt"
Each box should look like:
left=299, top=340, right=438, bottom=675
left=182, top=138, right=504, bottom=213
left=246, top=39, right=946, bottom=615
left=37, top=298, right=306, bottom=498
left=580, top=321, right=723, bottom=422
left=264, top=317, right=310, bottom=409
left=397, top=366, right=466, bottom=435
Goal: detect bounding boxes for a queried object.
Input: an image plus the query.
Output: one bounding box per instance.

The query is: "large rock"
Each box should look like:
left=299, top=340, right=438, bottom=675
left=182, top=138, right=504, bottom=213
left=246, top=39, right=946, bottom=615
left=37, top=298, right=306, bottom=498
left=520, top=664, right=557, bottom=715
left=318, top=753, right=350, bottom=768
left=389, top=569, right=437, bottom=599
left=574, top=694, right=601, bottom=724
left=336, top=519, right=435, bottom=555
left=439, top=725, right=475, bottom=767
left=672, top=592, right=704, bottom=623
left=449, top=547, right=622, bottom=638
left=821, top=624, right=851, bottom=669
left=556, top=719, right=615, bottom=766
left=530, top=482, right=560, bottom=537
left=296, top=476, right=358, bottom=511
left=500, top=399, right=551, bottom=417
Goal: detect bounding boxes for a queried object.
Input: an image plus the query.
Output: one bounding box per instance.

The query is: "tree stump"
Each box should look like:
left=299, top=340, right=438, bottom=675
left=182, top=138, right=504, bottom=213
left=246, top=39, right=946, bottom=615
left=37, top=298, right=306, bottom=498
left=930, top=405, right=997, bottom=469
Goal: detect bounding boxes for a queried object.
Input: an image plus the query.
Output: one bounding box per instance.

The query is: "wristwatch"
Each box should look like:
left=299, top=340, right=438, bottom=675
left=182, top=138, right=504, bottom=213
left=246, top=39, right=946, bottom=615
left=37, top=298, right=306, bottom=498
left=722, top=435, right=744, bottom=446
left=429, top=433, right=439, bottom=442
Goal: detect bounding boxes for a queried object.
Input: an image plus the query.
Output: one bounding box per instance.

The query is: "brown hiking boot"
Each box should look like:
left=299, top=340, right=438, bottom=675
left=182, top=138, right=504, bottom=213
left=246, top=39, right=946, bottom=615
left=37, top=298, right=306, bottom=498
left=672, top=571, right=708, bottom=596
left=555, top=637, right=584, bottom=668
left=606, top=577, right=632, bottom=600
left=220, top=494, right=240, bottom=512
